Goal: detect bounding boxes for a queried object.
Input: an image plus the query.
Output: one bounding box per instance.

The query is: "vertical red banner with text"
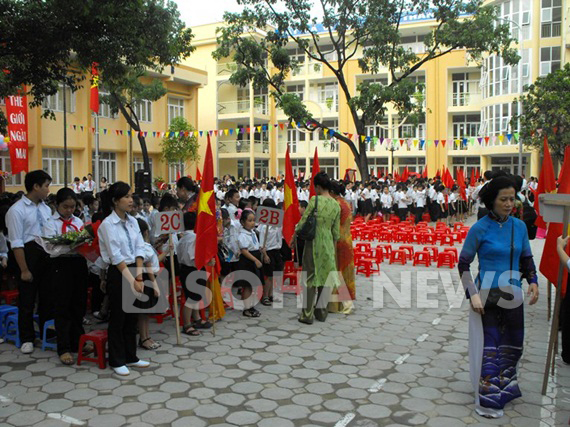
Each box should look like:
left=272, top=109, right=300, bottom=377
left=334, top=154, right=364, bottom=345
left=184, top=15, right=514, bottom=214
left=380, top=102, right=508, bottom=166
left=4, top=91, right=29, bottom=174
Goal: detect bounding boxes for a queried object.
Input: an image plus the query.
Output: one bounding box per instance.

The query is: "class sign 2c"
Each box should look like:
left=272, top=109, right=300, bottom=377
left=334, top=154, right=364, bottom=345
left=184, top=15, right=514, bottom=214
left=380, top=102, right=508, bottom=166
left=159, top=211, right=185, bottom=234
left=255, top=206, right=283, bottom=228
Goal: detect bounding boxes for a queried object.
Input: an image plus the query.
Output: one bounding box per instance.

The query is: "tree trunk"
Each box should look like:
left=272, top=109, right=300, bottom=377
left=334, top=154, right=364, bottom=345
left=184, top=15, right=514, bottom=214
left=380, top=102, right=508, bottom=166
left=137, top=134, right=151, bottom=173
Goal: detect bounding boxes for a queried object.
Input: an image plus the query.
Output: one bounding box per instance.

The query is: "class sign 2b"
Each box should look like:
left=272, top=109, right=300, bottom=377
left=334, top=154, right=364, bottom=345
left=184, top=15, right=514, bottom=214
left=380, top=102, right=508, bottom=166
left=255, top=206, right=283, bottom=228
left=159, top=211, right=185, bottom=234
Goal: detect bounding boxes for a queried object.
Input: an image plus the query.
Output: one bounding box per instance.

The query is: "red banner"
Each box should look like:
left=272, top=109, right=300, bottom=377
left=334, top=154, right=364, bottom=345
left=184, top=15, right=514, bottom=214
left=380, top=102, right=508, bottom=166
left=5, top=92, right=29, bottom=174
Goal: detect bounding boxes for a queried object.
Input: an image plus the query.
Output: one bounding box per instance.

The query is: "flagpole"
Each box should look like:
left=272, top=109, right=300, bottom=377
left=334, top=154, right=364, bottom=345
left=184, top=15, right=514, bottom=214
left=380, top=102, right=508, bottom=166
left=63, top=81, right=68, bottom=187
left=95, top=114, right=100, bottom=187
left=169, top=234, right=182, bottom=345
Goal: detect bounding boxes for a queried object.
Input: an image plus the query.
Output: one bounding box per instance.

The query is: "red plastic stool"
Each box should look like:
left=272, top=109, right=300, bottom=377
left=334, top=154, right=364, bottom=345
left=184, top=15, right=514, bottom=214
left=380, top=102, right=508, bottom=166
left=356, top=258, right=379, bottom=277
left=0, top=290, right=19, bottom=305
left=437, top=252, right=456, bottom=268
left=453, top=222, right=464, bottom=232
left=413, top=250, right=432, bottom=267
left=282, top=270, right=301, bottom=295
left=77, top=329, right=108, bottom=369
left=376, top=244, right=392, bottom=259
left=440, top=234, right=455, bottom=246
left=399, top=245, right=415, bottom=261
left=389, top=249, right=407, bottom=265
left=395, top=231, right=409, bottom=243
left=355, top=243, right=372, bottom=253
left=424, top=246, right=439, bottom=261
left=378, top=230, right=393, bottom=242
left=443, top=247, right=458, bottom=262
left=422, top=233, right=436, bottom=245
left=422, top=213, right=431, bottom=223
left=409, top=232, right=423, bottom=244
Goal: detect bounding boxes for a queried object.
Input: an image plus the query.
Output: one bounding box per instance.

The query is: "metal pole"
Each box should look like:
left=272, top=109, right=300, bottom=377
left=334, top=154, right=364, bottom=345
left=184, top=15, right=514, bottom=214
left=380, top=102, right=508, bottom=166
left=63, top=82, right=68, bottom=187
left=95, top=114, right=100, bottom=188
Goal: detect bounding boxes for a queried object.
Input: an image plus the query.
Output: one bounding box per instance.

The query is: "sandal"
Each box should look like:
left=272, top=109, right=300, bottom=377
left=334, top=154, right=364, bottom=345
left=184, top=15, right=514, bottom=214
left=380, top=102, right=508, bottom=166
left=193, top=320, right=212, bottom=330
left=82, top=343, right=95, bottom=355
left=260, top=297, right=271, bottom=306
left=242, top=308, right=261, bottom=318
left=59, top=352, right=74, bottom=365
left=182, top=326, right=201, bottom=336
left=139, top=338, right=161, bottom=350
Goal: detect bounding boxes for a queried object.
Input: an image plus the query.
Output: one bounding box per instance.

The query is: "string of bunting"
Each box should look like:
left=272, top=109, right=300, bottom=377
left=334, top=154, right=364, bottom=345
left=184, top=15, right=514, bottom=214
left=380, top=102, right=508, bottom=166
left=51, top=121, right=521, bottom=148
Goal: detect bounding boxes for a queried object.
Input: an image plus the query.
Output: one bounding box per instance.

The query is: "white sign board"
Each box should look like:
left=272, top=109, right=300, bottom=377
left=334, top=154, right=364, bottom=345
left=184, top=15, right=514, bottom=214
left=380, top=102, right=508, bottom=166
left=539, top=194, right=570, bottom=224
left=255, top=206, right=284, bottom=228
left=158, top=211, right=185, bottom=234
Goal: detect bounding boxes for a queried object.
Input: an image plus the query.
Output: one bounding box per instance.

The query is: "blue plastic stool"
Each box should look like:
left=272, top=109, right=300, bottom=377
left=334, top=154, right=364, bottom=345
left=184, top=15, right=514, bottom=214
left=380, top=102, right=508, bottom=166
left=4, top=313, right=20, bottom=347
left=0, top=305, right=18, bottom=338
left=41, top=319, right=57, bottom=351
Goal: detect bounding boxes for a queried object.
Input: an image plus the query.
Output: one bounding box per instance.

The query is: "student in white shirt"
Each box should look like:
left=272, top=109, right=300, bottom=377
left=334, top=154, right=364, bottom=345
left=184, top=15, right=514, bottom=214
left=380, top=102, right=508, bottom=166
left=177, top=211, right=213, bottom=336
left=298, top=183, right=309, bottom=203
left=396, top=184, right=409, bottom=221
left=84, top=173, right=96, bottom=195
left=236, top=210, right=263, bottom=318
left=414, top=184, right=427, bottom=224
left=259, top=183, right=270, bottom=203
left=273, top=184, right=284, bottom=206
left=72, top=177, right=84, bottom=195
left=98, top=181, right=150, bottom=376
left=370, top=184, right=380, bottom=216
left=6, top=170, right=53, bottom=354
left=224, top=189, right=240, bottom=221
left=134, top=218, right=163, bottom=351
left=43, top=188, right=89, bottom=365
left=221, top=208, right=241, bottom=272
left=258, top=199, right=284, bottom=306
left=361, top=183, right=373, bottom=222
left=380, top=186, right=393, bottom=222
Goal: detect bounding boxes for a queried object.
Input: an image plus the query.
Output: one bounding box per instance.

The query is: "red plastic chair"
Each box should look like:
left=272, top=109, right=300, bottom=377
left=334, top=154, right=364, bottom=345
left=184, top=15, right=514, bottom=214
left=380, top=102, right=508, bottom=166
left=356, top=258, right=380, bottom=277
left=376, top=244, right=392, bottom=259
left=413, top=250, right=431, bottom=267
left=399, top=245, right=415, bottom=261
left=437, top=252, right=456, bottom=268
left=409, top=232, right=423, bottom=244
left=355, top=243, right=372, bottom=253
left=77, top=330, right=108, bottom=369
left=378, top=230, right=393, bottom=242
left=389, top=249, right=407, bottom=265
left=0, top=290, right=19, bottom=305
left=440, top=234, right=455, bottom=246
left=443, top=247, right=458, bottom=263
left=453, top=222, right=464, bottom=232
left=395, top=231, right=409, bottom=243
left=423, top=246, right=439, bottom=261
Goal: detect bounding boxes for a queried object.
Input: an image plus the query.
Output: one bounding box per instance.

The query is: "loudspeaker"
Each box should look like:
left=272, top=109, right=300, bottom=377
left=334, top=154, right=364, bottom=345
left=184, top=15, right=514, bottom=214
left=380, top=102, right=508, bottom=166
left=135, top=169, right=152, bottom=197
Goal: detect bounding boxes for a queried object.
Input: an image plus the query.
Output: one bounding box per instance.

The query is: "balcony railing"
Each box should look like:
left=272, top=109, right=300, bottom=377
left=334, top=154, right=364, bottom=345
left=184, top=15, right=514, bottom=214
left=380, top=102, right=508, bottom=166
left=310, top=139, right=339, bottom=154
left=218, top=139, right=251, bottom=154
left=450, top=91, right=482, bottom=107
left=217, top=97, right=268, bottom=115
left=254, top=140, right=270, bottom=154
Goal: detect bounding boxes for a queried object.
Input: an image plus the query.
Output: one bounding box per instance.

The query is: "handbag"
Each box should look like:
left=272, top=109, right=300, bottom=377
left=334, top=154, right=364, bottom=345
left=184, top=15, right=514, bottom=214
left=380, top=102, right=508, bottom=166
left=484, top=220, right=515, bottom=308
left=297, top=195, right=318, bottom=241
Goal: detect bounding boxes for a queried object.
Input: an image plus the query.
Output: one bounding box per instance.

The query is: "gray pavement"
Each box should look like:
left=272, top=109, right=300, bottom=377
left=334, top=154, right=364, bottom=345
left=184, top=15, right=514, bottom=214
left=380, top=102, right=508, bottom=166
left=0, top=215, right=569, bottom=426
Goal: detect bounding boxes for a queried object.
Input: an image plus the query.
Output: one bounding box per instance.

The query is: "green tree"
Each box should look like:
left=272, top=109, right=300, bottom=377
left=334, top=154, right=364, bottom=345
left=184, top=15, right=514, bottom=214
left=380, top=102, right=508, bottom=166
left=0, top=0, right=194, bottom=172
left=213, top=0, right=519, bottom=180
left=517, top=63, right=570, bottom=165
left=161, top=116, right=200, bottom=167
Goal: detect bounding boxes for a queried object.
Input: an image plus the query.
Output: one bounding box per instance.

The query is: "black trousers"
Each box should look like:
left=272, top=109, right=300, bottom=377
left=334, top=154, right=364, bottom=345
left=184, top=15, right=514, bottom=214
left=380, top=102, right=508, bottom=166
left=415, top=206, right=424, bottom=224
left=88, top=272, right=105, bottom=313
left=562, top=276, right=570, bottom=363
left=397, top=207, right=407, bottom=221
left=18, top=242, right=51, bottom=343
left=51, top=256, right=88, bottom=355
left=107, top=265, right=139, bottom=368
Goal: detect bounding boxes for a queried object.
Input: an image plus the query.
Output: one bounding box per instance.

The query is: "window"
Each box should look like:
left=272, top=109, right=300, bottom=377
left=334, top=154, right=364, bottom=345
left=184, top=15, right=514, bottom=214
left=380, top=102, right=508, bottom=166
left=541, top=0, right=562, bottom=38
left=42, top=149, right=72, bottom=185
left=451, top=73, right=480, bottom=106
left=320, top=119, right=339, bottom=152
left=93, top=86, right=116, bottom=119
left=314, top=82, right=339, bottom=112
left=133, top=156, right=153, bottom=174
left=286, top=84, right=305, bottom=101
left=540, top=46, right=561, bottom=76
left=237, top=160, right=250, bottom=179
left=501, top=0, right=531, bottom=40
left=287, top=128, right=306, bottom=154
left=254, top=160, right=269, bottom=180
left=167, top=98, right=184, bottom=124
left=481, top=102, right=520, bottom=137
left=397, top=156, right=425, bottom=173
left=366, top=118, right=389, bottom=151
left=42, top=84, right=75, bottom=113
left=289, top=158, right=306, bottom=178
left=0, top=154, right=24, bottom=186
left=169, top=162, right=185, bottom=183
left=451, top=156, right=480, bottom=180
left=92, top=151, right=117, bottom=184
left=289, top=48, right=305, bottom=75
left=395, top=114, right=426, bottom=141
left=368, top=157, right=389, bottom=177
left=311, top=158, right=338, bottom=179
left=452, top=114, right=481, bottom=141
left=400, top=34, right=426, bottom=54
left=491, top=155, right=528, bottom=175
left=134, top=99, right=152, bottom=123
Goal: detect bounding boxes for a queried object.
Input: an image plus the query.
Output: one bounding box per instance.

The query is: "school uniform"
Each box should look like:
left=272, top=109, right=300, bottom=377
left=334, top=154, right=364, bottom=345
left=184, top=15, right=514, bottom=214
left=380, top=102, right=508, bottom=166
left=298, top=189, right=309, bottom=203
left=177, top=230, right=201, bottom=302
left=6, top=196, right=52, bottom=344
left=380, top=193, right=392, bottom=215
left=44, top=213, right=88, bottom=356
left=449, top=193, right=457, bottom=217
left=226, top=203, right=239, bottom=221
left=428, top=186, right=438, bottom=221
left=132, top=242, right=161, bottom=314
left=396, top=191, right=408, bottom=221
left=258, top=224, right=284, bottom=278
left=98, top=211, right=146, bottom=368
left=436, top=192, right=447, bottom=219
left=370, top=189, right=380, bottom=213
left=83, top=179, right=96, bottom=195
left=274, top=190, right=284, bottom=206
left=72, top=182, right=84, bottom=195
left=260, top=189, right=270, bottom=203
left=361, top=188, right=373, bottom=215
left=223, top=219, right=241, bottom=271
left=237, top=228, right=264, bottom=287
left=414, top=189, right=427, bottom=224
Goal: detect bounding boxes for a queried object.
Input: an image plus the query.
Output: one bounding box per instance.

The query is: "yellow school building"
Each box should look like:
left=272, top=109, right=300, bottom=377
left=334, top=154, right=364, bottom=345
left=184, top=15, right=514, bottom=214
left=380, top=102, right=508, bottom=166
left=0, top=0, right=565, bottom=191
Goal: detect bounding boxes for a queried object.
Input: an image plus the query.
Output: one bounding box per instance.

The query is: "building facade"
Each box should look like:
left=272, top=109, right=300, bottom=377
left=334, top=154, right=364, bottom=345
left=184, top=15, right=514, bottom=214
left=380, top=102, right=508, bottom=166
left=0, top=65, right=207, bottom=192
left=190, top=0, right=565, bottom=181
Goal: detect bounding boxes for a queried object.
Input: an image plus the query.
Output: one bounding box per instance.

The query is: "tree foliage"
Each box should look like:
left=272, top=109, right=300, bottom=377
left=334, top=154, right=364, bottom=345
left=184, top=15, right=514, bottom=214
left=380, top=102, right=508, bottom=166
left=161, top=117, right=200, bottom=166
left=0, top=0, right=194, bottom=172
left=517, top=63, right=570, bottom=165
left=213, top=0, right=519, bottom=180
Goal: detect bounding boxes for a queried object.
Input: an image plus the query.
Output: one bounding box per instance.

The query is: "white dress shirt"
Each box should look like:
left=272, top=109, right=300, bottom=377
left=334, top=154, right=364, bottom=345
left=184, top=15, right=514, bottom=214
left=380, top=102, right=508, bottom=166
left=98, top=211, right=146, bottom=266
left=223, top=220, right=241, bottom=263
left=176, top=230, right=196, bottom=267
left=397, top=191, right=408, bottom=209
left=6, top=196, right=52, bottom=249
left=238, top=228, right=260, bottom=252
left=258, top=224, right=282, bottom=251
left=226, top=203, right=239, bottom=221
left=415, top=189, right=427, bottom=208
left=72, top=182, right=84, bottom=194
left=43, top=213, right=84, bottom=237
left=274, top=190, right=284, bottom=205
left=142, top=242, right=160, bottom=274
left=380, top=193, right=392, bottom=208
left=84, top=180, right=96, bottom=192
left=0, top=233, right=8, bottom=259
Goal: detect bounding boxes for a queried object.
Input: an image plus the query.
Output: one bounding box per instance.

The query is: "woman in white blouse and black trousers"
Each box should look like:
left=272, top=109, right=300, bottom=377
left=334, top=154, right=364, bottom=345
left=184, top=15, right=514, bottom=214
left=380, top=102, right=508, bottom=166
left=98, top=182, right=150, bottom=376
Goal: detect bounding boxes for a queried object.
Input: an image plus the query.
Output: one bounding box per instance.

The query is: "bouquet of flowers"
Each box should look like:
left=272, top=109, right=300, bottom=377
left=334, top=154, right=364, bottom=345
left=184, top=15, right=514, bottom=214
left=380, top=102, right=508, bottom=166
left=38, top=221, right=101, bottom=261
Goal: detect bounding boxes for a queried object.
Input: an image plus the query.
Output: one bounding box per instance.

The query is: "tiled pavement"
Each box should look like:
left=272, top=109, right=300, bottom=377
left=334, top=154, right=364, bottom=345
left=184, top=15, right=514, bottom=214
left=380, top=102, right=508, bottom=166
left=0, top=216, right=569, bottom=426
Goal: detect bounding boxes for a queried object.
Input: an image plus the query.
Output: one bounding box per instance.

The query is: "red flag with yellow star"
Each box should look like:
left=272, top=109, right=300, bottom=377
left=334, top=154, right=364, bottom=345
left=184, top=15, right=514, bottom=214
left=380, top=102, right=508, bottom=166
left=283, top=145, right=301, bottom=243
left=90, top=63, right=100, bottom=114
left=194, top=135, right=217, bottom=270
